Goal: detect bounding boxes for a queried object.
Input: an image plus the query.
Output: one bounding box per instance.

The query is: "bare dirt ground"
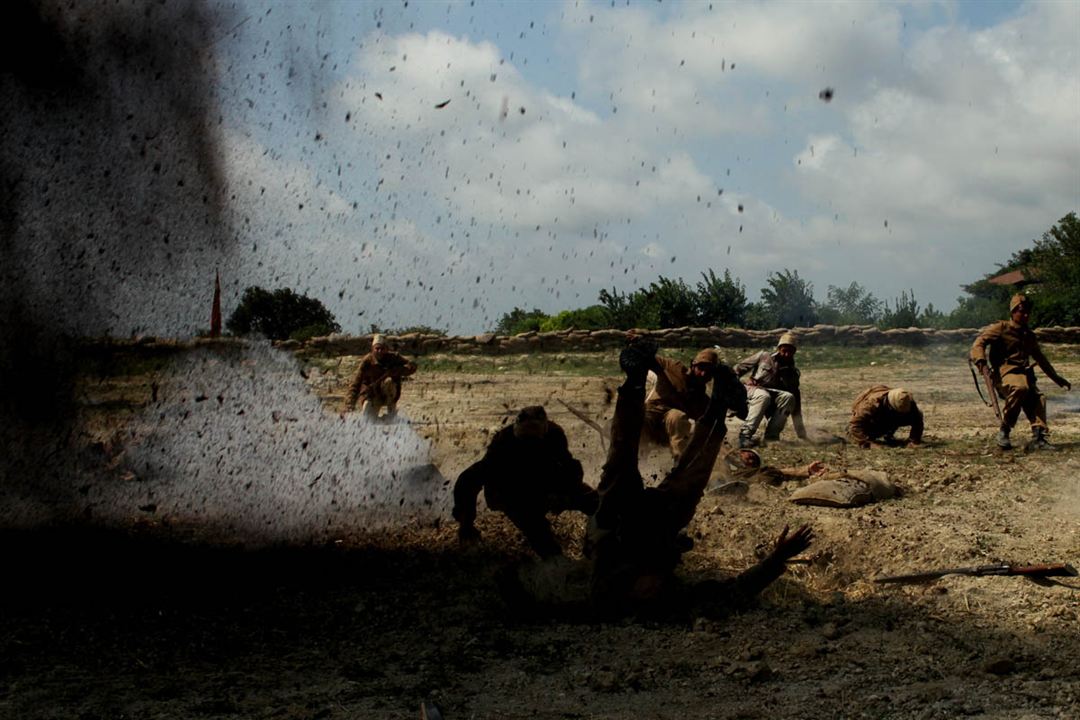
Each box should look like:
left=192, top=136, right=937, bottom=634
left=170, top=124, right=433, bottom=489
left=3, top=344, right=1079, bottom=719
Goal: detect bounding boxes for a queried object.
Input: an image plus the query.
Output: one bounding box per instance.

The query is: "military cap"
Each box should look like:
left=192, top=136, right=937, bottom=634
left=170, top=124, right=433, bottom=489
left=777, top=332, right=798, bottom=349
left=886, top=388, right=913, bottom=414
left=1009, top=294, right=1032, bottom=312
left=692, top=348, right=720, bottom=367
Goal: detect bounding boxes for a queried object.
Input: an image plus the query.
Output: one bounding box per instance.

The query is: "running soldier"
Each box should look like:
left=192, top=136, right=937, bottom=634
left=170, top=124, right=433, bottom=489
left=344, top=334, right=417, bottom=421
left=971, top=294, right=1071, bottom=450
left=452, top=406, right=598, bottom=558
left=848, top=386, right=924, bottom=449
left=735, top=333, right=808, bottom=447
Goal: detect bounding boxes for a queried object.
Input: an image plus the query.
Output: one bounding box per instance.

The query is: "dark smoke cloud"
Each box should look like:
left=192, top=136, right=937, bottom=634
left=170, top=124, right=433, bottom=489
left=1, top=0, right=237, bottom=512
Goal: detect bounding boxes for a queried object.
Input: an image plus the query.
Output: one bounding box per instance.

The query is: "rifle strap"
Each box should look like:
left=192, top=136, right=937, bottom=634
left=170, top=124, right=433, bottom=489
left=968, top=358, right=991, bottom=408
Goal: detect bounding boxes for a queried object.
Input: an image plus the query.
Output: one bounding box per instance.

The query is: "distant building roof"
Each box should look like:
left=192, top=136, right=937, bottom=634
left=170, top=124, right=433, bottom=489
left=988, top=269, right=1039, bottom=287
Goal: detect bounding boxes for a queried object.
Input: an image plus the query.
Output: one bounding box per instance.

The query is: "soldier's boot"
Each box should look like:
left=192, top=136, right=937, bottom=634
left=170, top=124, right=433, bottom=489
left=1026, top=426, right=1055, bottom=451
left=995, top=427, right=1012, bottom=450
left=738, top=432, right=757, bottom=449
left=619, top=336, right=658, bottom=387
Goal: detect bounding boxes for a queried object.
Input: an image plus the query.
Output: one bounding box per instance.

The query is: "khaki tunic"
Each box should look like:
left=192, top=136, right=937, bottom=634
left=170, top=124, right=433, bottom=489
left=345, top=351, right=417, bottom=410
left=848, top=385, right=924, bottom=447
left=970, top=320, right=1065, bottom=431
left=643, top=356, right=709, bottom=457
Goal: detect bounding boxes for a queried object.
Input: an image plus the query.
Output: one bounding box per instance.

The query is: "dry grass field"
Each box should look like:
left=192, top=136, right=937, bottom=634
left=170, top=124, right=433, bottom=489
left=2, top=341, right=1078, bottom=719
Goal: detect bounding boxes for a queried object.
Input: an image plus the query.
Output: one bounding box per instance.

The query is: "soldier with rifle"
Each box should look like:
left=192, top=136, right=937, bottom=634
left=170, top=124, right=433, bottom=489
left=970, top=294, right=1071, bottom=450
left=344, top=334, right=418, bottom=421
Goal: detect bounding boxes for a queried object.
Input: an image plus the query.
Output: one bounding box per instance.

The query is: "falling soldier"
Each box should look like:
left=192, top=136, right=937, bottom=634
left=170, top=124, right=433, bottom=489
left=970, top=294, right=1071, bottom=450
left=452, top=406, right=598, bottom=558
left=848, top=385, right=924, bottom=449
left=735, top=333, right=809, bottom=447
left=642, top=347, right=722, bottom=461
left=500, top=336, right=814, bottom=620
left=344, top=334, right=417, bottom=421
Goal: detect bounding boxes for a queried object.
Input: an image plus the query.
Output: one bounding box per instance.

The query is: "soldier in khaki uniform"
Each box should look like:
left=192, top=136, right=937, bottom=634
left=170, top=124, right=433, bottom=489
left=642, top=347, right=722, bottom=461
left=848, top=386, right=923, bottom=448
left=970, top=294, right=1071, bottom=450
left=344, top=334, right=417, bottom=420
left=709, top=447, right=825, bottom=495
left=735, top=332, right=808, bottom=447
left=584, top=337, right=809, bottom=616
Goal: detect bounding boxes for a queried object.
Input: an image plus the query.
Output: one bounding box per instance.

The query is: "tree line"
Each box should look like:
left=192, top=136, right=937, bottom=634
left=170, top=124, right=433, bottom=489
left=495, top=213, right=1080, bottom=335
left=222, top=213, right=1078, bottom=340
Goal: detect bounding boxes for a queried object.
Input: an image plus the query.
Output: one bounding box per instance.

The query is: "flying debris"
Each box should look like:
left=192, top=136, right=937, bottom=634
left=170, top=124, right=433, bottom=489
left=375, top=92, right=383, bottom=100
left=819, top=87, right=834, bottom=102
left=434, top=99, right=450, bottom=109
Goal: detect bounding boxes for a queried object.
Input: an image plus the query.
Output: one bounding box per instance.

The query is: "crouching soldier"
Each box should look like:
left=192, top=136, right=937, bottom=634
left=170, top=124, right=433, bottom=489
left=344, top=334, right=417, bottom=421
left=642, top=348, right=721, bottom=462
left=452, top=406, right=598, bottom=558
left=971, top=294, right=1071, bottom=450
left=735, top=333, right=808, bottom=447
left=848, top=385, right=924, bottom=449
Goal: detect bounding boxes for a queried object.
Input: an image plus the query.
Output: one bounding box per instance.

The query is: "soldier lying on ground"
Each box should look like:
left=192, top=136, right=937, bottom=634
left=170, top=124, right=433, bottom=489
left=344, top=334, right=418, bottom=421
left=848, top=385, right=923, bottom=449
left=452, top=406, right=598, bottom=558
left=642, top=347, right=721, bottom=461
left=501, top=338, right=814, bottom=621
left=709, top=447, right=826, bottom=495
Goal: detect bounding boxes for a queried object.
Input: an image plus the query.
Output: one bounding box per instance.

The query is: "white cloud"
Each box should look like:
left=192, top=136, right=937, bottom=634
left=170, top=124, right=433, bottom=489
left=209, top=1, right=1079, bottom=332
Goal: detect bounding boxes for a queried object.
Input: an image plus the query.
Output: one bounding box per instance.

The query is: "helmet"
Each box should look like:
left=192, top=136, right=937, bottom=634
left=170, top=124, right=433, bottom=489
left=1009, top=294, right=1031, bottom=312
left=886, top=388, right=913, bottom=414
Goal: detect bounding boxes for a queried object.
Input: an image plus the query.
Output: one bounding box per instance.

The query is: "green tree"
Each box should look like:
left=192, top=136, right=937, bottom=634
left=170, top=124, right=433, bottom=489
left=758, top=269, right=818, bottom=328
left=819, top=282, right=882, bottom=325
left=598, top=287, right=659, bottom=329
left=1027, top=212, right=1080, bottom=326
left=880, top=290, right=922, bottom=329
left=646, top=276, right=698, bottom=328
left=493, top=307, right=549, bottom=334
left=695, top=269, right=748, bottom=326
left=538, top=305, right=611, bottom=332
left=943, top=212, right=1079, bottom=328
left=226, top=286, right=340, bottom=341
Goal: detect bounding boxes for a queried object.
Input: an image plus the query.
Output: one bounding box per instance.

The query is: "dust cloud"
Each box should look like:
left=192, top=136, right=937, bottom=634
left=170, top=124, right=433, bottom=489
left=104, top=343, right=446, bottom=544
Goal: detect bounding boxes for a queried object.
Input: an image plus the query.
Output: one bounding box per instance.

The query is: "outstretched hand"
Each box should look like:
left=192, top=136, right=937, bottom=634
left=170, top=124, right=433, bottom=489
left=770, top=524, right=814, bottom=564
left=1059, top=377, right=1072, bottom=391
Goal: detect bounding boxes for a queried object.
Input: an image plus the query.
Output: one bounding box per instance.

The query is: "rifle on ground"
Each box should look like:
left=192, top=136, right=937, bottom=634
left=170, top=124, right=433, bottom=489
left=968, top=358, right=1002, bottom=422
left=874, top=562, right=1077, bottom=585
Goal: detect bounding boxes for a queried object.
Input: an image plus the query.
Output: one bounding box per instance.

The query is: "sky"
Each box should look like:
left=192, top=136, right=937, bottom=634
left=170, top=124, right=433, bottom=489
left=11, top=0, right=1080, bottom=337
